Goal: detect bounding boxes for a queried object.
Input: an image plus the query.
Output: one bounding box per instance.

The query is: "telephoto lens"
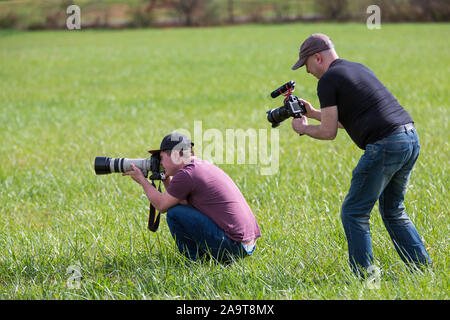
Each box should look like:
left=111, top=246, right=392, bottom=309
left=94, top=157, right=151, bottom=176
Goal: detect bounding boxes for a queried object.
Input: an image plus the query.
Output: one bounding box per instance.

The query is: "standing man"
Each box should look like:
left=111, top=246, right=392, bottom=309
left=123, top=132, right=261, bottom=263
left=290, top=33, right=431, bottom=276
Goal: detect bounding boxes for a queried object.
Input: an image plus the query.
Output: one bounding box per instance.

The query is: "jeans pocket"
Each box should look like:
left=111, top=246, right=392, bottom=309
left=383, top=142, right=410, bottom=168
left=355, top=144, right=381, bottom=177
left=364, top=143, right=381, bottom=161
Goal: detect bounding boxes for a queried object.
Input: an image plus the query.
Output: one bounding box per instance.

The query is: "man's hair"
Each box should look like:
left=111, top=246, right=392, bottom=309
left=163, top=148, right=194, bottom=157
left=319, top=48, right=338, bottom=61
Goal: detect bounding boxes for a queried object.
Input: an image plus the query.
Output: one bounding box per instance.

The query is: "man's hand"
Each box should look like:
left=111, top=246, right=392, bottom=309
left=122, top=163, right=146, bottom=185
left=122, top=163, right=180, bottom=212
left=281, top=95, right=319, bottom=120
left=298, top=98, right=319, bottom=120
left=292, top=106, right=339, bottom=140
left=292, top=116, right=309, bottom=135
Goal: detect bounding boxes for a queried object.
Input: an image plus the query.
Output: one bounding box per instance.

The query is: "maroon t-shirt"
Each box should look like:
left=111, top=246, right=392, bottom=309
left=166, top=158, right=261, bottom=242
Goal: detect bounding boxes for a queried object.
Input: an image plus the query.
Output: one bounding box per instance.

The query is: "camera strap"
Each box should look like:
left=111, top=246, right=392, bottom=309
left=147, top=181, right=161, bottom=232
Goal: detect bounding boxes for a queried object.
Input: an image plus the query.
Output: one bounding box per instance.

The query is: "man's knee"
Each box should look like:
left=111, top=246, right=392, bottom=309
left=341, top=203, right=372, bottom=232
left=340, top=201, right=355, bottom=223
left=380, top=208, right=412, bottom=226
left=166, top=204, right=185, bottom=226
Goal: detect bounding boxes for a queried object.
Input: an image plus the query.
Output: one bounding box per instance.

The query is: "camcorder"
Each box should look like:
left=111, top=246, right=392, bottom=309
left=94, top=154, right=165, bottom=232
left=266, top=80, right=306, bottom=128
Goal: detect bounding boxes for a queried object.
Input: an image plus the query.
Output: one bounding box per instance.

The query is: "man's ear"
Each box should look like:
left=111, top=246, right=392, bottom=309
left=170, top=149, right=188, bottom=165
left=315, top=52, right=323, bottom=64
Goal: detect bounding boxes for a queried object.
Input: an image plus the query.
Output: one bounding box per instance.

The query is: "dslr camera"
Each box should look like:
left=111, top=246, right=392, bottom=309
left=94, top=154, right=166, bottom=180
left=94, top=154, right=165, bottom=232
left=266, top=80, right=306, bottom=128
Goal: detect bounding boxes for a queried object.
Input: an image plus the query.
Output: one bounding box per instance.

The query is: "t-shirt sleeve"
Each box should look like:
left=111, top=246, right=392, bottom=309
left=317, top=76, right=337, bottom=108
left=166, top=169, right=194, bottom=201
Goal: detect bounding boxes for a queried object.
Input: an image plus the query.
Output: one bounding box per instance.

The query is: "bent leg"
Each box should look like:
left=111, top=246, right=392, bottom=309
left=166, top=205, right=204, bottom=260
left=166, top=204, right=245, bottom=262
left=341, top=144, right=388, bottom=276
left=379, top=141, right=431, bottom=267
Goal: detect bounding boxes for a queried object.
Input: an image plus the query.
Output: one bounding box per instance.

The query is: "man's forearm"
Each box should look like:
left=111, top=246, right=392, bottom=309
left=309, top=108, right=322, bottom=122
left=140, top=179, right=165, bottom=209
left=302, top=124, right=336, bottom=140
left=310, top=108, right=344, bottom=128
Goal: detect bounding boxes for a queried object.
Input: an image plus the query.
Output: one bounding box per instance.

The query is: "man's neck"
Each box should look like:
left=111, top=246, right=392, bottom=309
left=319, top=57, right=339, bottom=78
left=325, top=56, right=339, bottom=70
left=179, top=155, right=195, bottom=168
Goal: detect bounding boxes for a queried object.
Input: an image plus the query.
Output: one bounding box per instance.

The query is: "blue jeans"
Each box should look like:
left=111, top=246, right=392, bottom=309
left=166, top=205, right=250, bottom=262
left=341, top=126, right=431, bottom=276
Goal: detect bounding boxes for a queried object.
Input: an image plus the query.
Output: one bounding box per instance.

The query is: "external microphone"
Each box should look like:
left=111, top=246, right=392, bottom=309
left=270, top=80, right=295, bottom=98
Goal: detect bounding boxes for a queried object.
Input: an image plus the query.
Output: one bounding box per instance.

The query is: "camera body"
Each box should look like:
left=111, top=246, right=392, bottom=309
left=148, top=153, right=166, bottom=180
left=266, top=81, right=306, bottom=128
left=94, top=153, right=166, bottom=180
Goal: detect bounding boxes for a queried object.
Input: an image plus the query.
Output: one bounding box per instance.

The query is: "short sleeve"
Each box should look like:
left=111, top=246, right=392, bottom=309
left=317, top=77, right=337, bottom=108
left=166, top=169, right=194, bottom=200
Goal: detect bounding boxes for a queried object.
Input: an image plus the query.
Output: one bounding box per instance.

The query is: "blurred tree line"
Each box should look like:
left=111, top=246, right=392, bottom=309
left=0, top=0, right=449, bottom=30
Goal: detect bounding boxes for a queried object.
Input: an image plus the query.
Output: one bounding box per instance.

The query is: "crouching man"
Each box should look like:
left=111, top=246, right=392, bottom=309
left=123, top=132, right=261, bottom=262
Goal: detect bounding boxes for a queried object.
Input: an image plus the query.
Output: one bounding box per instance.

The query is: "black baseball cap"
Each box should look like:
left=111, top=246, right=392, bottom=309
left=148, top=132, right=194, bottom=154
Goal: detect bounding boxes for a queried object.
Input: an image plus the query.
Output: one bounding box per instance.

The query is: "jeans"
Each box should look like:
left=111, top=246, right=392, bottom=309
left=341, top=126, right=431, bottom=276
left=166, top=204, right=250, bottom=262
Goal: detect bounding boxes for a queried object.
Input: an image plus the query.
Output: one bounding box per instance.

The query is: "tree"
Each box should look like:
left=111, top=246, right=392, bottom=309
left=166, top=0, right=207, bottom=26
left=315, top=0, right=349, bottom=20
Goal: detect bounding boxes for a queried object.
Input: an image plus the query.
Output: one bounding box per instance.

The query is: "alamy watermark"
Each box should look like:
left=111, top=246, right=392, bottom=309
left=66, top=263, right=82, bottom=289
left=66, top=4, right=381, bottom=31
left=169, top=121, right=279, bottom=175
left=366, top=265, right=381, bottom=289
left=366, top=5, right=381, bottom=30
left=66, top=5, right=81, bottom=30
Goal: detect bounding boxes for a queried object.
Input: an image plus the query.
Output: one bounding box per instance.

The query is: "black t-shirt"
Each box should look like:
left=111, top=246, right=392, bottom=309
left=317, top=59, right=413, bottom=149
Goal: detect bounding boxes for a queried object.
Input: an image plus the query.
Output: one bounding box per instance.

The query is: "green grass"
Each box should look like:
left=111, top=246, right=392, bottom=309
left=0, top=23, right=449, bottom=299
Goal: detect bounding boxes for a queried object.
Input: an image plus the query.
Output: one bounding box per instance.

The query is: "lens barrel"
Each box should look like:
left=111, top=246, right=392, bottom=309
left=266, top=106, right=291, bottom=128
left=94, top=157, right=126, bottom=175
left=94, top=156, right=112, bottom=175
left=94, top=157, right=151, bottom=176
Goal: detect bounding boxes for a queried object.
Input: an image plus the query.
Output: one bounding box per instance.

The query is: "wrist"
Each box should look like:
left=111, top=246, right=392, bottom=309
left=139, top=177, right=150, bottom=186
left=299, top=125, right=309, bottom=135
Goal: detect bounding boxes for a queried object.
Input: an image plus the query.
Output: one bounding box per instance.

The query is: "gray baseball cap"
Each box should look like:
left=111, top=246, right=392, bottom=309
left=291, top=33, right=334, bottom=70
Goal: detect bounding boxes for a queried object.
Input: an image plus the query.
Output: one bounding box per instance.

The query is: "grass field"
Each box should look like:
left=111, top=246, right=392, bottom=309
left=0, top=23, right=449, bottom=300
